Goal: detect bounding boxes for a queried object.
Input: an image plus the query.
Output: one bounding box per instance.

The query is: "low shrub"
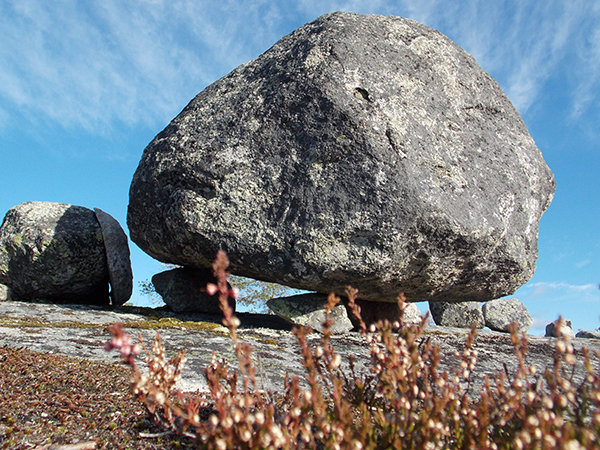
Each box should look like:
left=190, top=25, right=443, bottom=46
left=106, top=251, right=600, bottom=449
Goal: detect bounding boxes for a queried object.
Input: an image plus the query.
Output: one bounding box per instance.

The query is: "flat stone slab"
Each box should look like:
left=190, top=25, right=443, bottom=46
left=94, top=208, right=133, bottom=305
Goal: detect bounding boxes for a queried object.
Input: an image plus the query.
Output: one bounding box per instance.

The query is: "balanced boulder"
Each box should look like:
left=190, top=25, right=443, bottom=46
left=0, top=202, right=110, bottom=304
left=128, top=12, right=554, bottom=304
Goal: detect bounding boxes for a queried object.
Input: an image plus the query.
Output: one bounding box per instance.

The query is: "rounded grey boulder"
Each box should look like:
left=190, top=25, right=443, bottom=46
left=576, top=330, right=600, bottom=339
left=128, top=12, right=554, bottom=303
left=0, top=284, right=12, bottom=301
left=0, top=202, right=109, bottom=304
left=482, top=298, right=533, bottom=333
left=350, top=299, right=422, bottom=328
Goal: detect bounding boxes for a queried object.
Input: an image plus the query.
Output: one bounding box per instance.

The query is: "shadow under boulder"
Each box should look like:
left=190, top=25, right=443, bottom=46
left=152, top=267, right=236, bottom=313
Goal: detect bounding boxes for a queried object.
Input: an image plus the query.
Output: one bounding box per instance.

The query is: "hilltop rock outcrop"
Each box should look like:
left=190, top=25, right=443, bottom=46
left=128, top=12, right=554, bottom=305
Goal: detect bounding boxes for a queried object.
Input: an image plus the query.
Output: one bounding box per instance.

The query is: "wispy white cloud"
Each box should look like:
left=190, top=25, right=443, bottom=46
left=528, top=281, right=598, bottom=295
left=575, top=259, right=591, bottom=269
left=0, top=0, right=598, bottom=137
left=0, top=0, right=297, bottom=133
left=571, top=22, right=600, bottom=119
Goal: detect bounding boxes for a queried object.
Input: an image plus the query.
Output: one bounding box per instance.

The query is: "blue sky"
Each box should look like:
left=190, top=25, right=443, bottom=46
left=0, top=0, right=598, bottom=335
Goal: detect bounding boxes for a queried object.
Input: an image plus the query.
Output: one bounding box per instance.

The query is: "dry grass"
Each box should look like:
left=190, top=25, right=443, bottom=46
left=0, top=345, right=199, bottom=449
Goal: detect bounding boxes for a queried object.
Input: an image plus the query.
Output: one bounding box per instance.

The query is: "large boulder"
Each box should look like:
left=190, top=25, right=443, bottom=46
left=0, top=202, right=110, bottom=304
left=128, top=12, right=555, bottom=303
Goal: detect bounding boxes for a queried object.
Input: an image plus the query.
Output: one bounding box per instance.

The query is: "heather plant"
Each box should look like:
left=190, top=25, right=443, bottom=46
left=106, top=251, right=600, bottom=449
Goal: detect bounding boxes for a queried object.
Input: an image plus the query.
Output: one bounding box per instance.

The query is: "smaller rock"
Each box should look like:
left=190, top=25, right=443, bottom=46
left=94, top=208, right=133, bottom=306
left=152, top=267, right=236, bottom=314
left=0, top=201, right=109, bottom=304
left=545, top=319, right=576, bottom=339
left=575, top=330, right=600, bottom=340
left=429, top=301, right=485, bottom=328
left=482, top=298, right=533, bottom=333
left=267, top=293, right=353, bottom=334
left=0, top=284, right=12, bottom=301
left=350, top=299, right=422, bottom=328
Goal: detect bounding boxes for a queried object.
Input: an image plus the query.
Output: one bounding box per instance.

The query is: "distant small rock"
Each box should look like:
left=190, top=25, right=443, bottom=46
left=152, top=267, right=236, bottom=314
left=575, top=330, right=600, bottom=340
left=0, top=201, right=109, bottom=304
left=429, top=301, right=485, bottom=328
left=268, top=293, right=353, bottom=334
left=482, top=298, right=533, bottom=333
left=545, top=319, right=576, bottom=339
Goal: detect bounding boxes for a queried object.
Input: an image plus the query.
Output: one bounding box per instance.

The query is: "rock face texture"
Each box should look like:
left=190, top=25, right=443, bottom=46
left=482, top=298, right=533, bottom=333
left=152, top=267, right=236, bottom=313
left=0, top=202, right=109, bottom=304
left=429, top=301, right=485, bottom=328
left=128, top=12, right=555, bottom=303
left=94, top=208, right=133, bottom=305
